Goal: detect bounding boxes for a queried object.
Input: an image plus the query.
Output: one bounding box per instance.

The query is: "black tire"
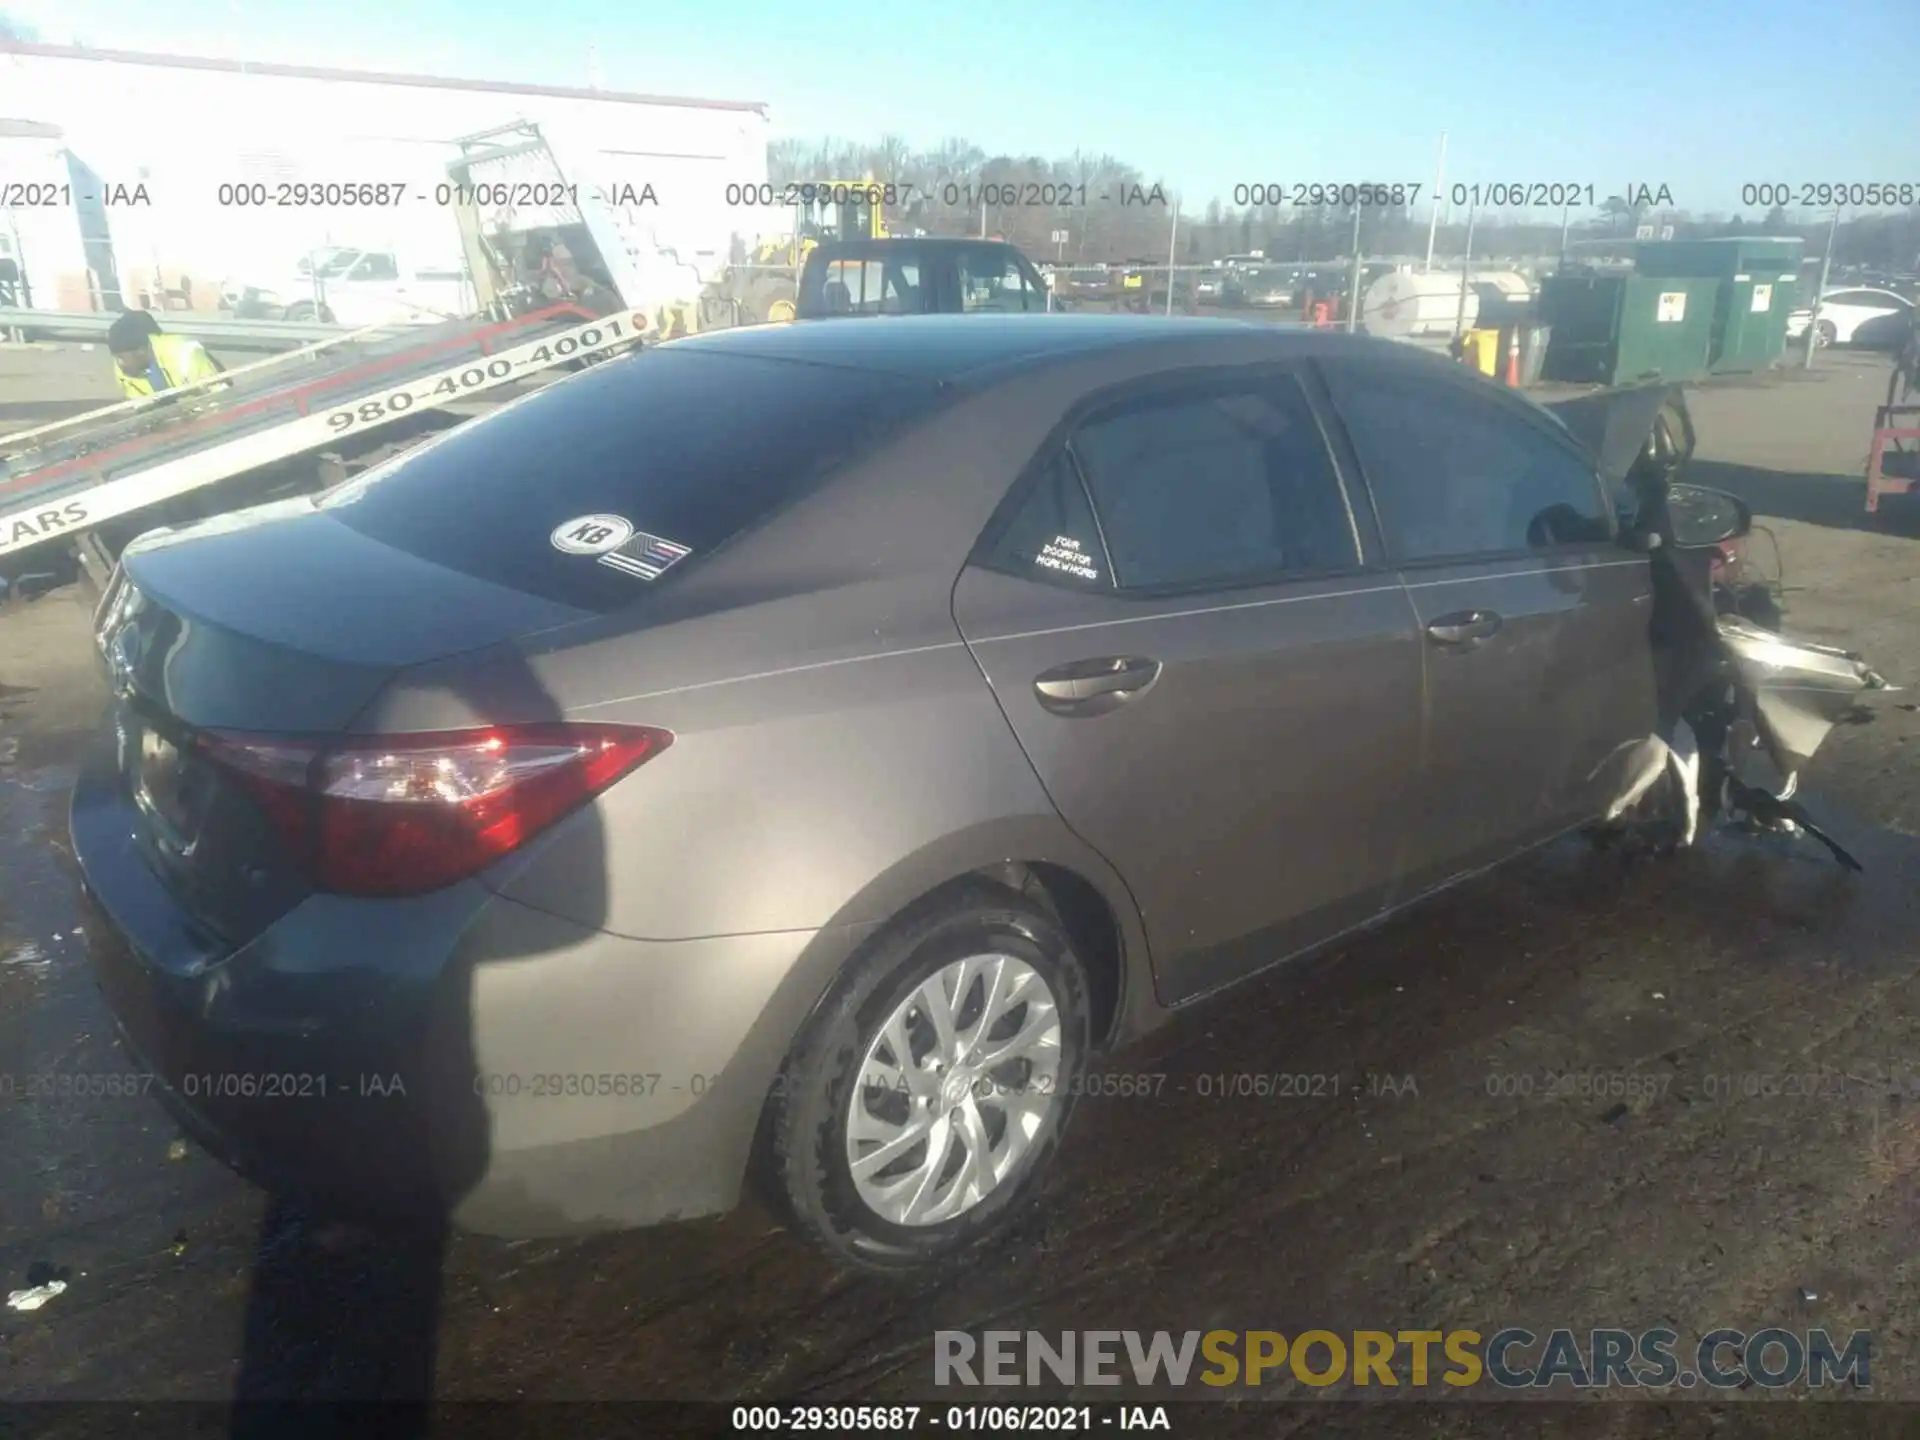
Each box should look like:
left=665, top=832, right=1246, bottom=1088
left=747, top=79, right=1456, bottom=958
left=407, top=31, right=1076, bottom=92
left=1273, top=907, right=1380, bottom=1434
left=771, top=886, right=1092, bottom=1272
left=747, top=277, right=796, bottom=324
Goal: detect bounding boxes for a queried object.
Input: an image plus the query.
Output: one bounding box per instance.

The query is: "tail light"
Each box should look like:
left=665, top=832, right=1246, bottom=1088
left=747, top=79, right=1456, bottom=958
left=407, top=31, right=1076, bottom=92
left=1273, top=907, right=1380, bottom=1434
left=198, top=723, right=670, bottom=897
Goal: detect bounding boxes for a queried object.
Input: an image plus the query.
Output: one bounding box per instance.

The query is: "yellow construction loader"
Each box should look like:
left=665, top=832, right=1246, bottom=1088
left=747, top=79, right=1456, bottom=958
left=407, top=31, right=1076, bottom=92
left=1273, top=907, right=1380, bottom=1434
left=728, top=178, right=893, bottom=325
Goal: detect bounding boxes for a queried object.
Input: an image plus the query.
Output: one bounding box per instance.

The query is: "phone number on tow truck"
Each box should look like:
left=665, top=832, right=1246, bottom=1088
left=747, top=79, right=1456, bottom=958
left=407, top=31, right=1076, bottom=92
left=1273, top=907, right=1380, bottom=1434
left=323, top=317, right=638, bottom=434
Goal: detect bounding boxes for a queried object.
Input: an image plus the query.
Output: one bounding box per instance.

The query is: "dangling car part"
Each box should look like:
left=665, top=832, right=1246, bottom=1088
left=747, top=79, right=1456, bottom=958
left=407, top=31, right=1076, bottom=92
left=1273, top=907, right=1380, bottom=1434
left=1587, top=397, right=1900, bottom=868
left=1700, top=618, right=1894, bottom=870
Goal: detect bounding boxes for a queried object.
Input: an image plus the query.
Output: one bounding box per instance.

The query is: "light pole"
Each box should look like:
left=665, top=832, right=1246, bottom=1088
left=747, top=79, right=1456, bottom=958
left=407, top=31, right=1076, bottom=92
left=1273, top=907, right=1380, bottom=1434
left=1166, top=193, right=1180, bottom=316
left=1453, top=201, right=1477, bottom=339
left=1425, top=131, right=1447, bottom=271
left=1346, top=204, right=1363, bottom=333
left=1802, top=205, right=1840, bottom=370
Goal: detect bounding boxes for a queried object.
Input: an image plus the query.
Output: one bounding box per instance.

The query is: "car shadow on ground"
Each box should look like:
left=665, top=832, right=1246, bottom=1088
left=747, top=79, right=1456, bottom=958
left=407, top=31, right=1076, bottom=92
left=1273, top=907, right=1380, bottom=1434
left=1684, top=458, right=1920, bottom=540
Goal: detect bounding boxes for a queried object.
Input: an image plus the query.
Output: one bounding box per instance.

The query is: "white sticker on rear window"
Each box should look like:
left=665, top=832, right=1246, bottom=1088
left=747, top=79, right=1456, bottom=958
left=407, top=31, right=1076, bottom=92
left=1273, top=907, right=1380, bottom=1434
left=551, top=514, right=636, bottom=555
left=1036, top=534, right=1100, bottom=582
left=598, top=531, right=693, bottom=581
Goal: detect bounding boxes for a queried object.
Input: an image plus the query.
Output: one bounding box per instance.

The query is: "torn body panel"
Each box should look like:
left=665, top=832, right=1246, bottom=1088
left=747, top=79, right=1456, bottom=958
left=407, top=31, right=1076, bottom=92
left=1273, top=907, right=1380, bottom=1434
left=1717, top=618, right=1895, bottom=781
left=1578, top=384, right=1897, bottom=866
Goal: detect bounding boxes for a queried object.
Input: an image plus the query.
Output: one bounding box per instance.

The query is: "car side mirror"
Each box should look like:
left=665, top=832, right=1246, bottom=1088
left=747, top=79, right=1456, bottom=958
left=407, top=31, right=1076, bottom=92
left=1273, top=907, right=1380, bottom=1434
left=1666, top=483, right=1752, bottom=548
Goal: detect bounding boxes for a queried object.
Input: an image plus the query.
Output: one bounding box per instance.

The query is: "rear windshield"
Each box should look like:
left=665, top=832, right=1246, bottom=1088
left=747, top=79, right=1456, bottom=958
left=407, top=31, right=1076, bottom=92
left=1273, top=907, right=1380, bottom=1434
left=320, top=348, right=944, bottom=612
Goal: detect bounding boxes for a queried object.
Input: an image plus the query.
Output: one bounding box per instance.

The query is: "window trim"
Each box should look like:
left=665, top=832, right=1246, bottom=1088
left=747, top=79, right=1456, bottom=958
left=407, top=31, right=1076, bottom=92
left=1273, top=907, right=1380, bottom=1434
left=970, top=361, right=1379, bottom=600
left=1311, top=355, right=1620, bottom=572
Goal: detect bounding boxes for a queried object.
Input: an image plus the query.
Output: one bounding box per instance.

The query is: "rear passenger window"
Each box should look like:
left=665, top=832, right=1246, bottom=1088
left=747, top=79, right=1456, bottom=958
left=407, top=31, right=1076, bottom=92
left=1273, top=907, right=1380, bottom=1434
left=986, top=452, right=1110, bottom=590
left=1069, top=376, right=1357, bottom=591
left=1320, top=361, right=1612, bottom=563
left=321, top=350, right=945, bottom=613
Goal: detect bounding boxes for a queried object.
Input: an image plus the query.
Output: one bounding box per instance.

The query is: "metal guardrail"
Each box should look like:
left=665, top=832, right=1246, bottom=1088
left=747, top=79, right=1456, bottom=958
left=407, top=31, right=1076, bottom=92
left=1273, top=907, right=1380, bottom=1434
left=0, top=307, right=353, bottom=346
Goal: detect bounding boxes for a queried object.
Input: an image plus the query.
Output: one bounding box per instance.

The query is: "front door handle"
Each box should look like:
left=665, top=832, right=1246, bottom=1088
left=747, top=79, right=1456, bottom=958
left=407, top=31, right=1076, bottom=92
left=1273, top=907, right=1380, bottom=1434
left=1034, top=656, right=1162, bottom=715
left=1425, top=610, right=1504, bottom=647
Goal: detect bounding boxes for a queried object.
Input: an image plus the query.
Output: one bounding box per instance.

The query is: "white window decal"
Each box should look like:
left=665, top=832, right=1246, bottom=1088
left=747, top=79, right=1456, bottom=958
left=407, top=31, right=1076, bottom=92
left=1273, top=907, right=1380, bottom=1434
left=1037, top=534, right=1100, bottom=582
left=551, top=514, right=635, bottom=555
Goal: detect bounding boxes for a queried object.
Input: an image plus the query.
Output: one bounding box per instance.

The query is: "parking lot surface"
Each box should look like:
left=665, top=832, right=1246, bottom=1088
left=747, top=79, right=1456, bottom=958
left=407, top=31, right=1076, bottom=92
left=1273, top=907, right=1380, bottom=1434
left=2, top=350, right=1918, bottom=1423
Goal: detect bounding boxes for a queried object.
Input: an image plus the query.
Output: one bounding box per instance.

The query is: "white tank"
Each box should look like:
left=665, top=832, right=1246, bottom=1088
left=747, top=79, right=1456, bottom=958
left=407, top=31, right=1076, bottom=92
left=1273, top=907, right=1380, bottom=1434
left=1363, top=269, right=1533, bottom=338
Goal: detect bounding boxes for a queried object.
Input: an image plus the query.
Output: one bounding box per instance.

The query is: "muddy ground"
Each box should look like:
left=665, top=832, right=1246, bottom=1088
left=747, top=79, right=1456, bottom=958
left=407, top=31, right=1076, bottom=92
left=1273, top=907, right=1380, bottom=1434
left=2, top=350, right=1919, bottom=1433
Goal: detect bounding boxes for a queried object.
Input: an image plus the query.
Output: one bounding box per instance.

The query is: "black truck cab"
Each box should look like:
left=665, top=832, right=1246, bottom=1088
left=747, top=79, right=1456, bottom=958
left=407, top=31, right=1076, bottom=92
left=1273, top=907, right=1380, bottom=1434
left=795, top=238, right=1052, bottom=319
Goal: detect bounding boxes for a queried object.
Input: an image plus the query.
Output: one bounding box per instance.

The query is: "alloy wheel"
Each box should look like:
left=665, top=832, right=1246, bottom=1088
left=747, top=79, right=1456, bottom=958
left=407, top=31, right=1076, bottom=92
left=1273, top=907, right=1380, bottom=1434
left=845, top=952, right=1063, bottom=1227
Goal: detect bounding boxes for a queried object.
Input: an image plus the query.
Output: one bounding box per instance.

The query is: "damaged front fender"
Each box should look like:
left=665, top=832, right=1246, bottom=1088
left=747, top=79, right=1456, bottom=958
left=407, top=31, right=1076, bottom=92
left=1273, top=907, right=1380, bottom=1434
left=1717, top=618, right=1896, bottom=785
left=1601, top=618, right=1898, bottom=868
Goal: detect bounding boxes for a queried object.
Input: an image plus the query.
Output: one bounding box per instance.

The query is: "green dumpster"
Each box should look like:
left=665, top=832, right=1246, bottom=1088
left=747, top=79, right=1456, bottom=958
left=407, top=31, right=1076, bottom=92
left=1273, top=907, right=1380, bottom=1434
left=1539, top=273, right=1717, bottom=386
left=1631, top=237, right=1804, bottom=372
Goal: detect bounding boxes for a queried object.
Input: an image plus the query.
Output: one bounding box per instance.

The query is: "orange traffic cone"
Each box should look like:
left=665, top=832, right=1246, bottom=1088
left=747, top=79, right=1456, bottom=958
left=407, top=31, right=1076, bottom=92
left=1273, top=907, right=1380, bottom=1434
left=1504, top=328, right=1521, bottom=387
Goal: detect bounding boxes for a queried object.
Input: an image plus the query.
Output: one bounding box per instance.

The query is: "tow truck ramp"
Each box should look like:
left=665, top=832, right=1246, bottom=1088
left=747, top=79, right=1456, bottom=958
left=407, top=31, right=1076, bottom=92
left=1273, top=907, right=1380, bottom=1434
left=1, top=304, right=645, bottom=576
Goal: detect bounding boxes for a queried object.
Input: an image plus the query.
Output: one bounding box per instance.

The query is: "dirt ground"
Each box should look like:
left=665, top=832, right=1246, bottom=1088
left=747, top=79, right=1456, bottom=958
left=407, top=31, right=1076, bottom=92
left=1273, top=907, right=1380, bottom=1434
left=2, top=349, right=1919, bottom=1431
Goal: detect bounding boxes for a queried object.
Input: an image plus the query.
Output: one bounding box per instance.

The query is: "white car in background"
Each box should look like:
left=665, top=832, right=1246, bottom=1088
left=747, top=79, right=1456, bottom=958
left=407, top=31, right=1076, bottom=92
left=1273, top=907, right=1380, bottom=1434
left=1785, top=286, right=1914, bottom=348
left=227, top=248, right=475, bottom=328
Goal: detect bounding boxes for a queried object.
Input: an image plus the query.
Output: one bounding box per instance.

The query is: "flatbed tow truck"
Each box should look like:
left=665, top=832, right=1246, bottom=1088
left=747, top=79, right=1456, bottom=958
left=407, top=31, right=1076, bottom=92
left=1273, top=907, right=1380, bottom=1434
left=0, top=300, right=643, bottom=600
left=0, top=118, right=893, bottom=604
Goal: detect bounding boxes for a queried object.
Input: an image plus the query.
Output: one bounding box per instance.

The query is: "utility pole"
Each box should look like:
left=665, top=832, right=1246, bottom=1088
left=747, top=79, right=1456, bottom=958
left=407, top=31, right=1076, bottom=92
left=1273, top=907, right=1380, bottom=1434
left=1557, top=199, right=1572, bottom=272
left=1346, top=204, right=1363, bottom=333
left=1802, top=205, right=1840, bottom=370
left=1453, top=201, right=1477, bottom=338
left=1425, top=131, right=1448, bottom=271
left=1166, top=193, right=1180, bottom=316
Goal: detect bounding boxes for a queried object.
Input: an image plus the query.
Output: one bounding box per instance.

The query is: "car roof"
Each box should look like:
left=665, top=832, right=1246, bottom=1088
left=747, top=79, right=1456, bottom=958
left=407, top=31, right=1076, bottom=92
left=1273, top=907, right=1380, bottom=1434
left=810, top=237, right=1023, bottom=257
left=662, top=313, right=1353, bottom=383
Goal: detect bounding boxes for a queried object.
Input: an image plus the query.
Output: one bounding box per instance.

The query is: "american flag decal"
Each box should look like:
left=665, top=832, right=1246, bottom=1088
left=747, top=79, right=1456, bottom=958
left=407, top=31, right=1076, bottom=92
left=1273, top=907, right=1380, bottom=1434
left=599, top=531, right=693, bottom=580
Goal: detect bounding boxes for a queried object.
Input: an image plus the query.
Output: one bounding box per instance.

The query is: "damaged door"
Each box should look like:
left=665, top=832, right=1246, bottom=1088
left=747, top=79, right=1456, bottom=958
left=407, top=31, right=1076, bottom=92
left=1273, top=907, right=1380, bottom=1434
left=1316, top=357, right=1660, bottom=893
left=954, top=366, right=1424, bottom=1006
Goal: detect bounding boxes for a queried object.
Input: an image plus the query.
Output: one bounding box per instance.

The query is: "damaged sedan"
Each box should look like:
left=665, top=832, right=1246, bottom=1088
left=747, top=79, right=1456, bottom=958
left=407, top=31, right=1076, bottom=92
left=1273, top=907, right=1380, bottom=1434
left=72, top=315, right=1891, bottom=1273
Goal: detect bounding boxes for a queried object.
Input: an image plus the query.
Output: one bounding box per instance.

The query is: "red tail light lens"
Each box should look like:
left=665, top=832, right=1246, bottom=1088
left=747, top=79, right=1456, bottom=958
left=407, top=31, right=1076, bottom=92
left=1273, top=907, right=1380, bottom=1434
left=199, top=723, right=670, bottom=897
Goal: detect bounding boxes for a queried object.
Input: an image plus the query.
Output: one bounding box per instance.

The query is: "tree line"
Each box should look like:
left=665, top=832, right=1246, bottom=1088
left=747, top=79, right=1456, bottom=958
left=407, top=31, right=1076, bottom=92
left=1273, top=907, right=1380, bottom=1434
left=769, top=135, right=1920, bottom=271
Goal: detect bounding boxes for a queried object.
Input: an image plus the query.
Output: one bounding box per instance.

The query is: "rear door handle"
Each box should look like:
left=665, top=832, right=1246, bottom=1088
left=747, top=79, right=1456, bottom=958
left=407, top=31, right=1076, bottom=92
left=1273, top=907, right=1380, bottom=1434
left=1425, top=610, right=1504, bottom=647
left=1034, top=656, right=1162, bottom=714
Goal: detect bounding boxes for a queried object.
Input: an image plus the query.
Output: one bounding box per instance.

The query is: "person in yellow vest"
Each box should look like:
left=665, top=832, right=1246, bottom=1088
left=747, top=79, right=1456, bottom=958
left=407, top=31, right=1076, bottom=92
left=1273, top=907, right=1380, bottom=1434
left=108, top=310, right=224, bottom=402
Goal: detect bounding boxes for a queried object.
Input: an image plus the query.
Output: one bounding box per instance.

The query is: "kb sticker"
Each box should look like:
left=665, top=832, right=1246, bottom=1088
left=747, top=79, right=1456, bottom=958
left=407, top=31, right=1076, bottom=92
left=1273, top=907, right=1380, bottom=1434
left=551, top=514, right=635, bottom=556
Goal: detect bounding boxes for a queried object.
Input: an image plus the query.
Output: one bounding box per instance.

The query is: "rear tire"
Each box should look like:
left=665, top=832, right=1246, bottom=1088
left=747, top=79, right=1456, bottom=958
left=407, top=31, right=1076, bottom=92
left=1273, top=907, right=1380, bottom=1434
left=771, top=887, right=1091, bottom=1272
left=747, top=278, right=797, bottom=324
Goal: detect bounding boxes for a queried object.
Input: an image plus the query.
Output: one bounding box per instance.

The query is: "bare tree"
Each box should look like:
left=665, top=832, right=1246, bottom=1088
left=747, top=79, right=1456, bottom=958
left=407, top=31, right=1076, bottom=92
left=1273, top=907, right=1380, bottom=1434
left=766, top=138, right=814, bottom=187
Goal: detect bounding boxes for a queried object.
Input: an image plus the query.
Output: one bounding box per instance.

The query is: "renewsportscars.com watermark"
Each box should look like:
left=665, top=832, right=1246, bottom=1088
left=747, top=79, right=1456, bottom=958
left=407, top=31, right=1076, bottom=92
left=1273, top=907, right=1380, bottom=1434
left=934, top=1328, right=1872, bottom=1391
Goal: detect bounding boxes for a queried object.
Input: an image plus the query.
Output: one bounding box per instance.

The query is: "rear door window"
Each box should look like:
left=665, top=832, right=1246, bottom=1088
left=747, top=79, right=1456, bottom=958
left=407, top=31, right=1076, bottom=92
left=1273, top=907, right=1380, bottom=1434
left=320, top=350, right=944, bottom=612
left=958, top=249, right=1047, bottom=312
left=1067, top=374, right=1359, bottom=591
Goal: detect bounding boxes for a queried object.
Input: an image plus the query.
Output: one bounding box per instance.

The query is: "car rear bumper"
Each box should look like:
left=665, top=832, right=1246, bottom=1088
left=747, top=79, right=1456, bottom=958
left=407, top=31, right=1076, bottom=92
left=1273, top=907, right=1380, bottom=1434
left=71, top=740, right=840, bottom=1237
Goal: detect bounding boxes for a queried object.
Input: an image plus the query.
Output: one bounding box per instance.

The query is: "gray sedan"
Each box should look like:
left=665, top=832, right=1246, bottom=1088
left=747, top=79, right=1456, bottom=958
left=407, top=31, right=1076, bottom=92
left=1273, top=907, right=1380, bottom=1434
left=76, top=315, right=1678, bottom=1271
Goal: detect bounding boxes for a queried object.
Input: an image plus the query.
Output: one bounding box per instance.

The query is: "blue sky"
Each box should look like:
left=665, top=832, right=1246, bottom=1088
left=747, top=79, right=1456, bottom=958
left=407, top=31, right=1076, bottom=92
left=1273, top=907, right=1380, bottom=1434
left=9, top=0, right=1918, bottom=219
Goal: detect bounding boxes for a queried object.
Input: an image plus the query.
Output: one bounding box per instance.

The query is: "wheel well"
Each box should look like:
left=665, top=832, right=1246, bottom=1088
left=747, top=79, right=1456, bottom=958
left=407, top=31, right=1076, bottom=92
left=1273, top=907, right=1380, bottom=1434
left=964, top=861, right=1126, bottom=1050
left=741, top=859, right=1129, bottom=1215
